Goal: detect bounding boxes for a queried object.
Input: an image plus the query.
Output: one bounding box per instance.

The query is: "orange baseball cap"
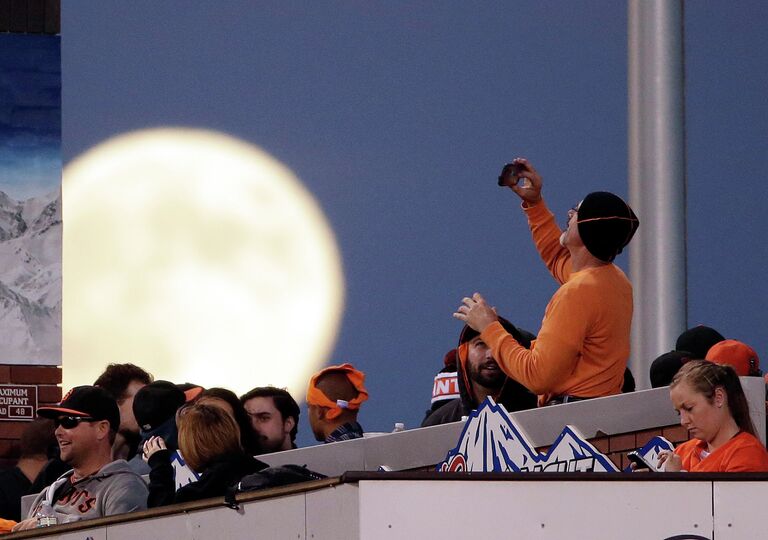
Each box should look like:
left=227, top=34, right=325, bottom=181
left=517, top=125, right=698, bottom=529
left=706, top=339, right=761, bottom=377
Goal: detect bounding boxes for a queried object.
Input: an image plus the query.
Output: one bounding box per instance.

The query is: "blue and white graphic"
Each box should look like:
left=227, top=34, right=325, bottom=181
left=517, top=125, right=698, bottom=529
left=623, top=436, right=675, bottom=472
left=438, top=398, right=618, bottom=473
left=171, top=450, right=200, bottom=489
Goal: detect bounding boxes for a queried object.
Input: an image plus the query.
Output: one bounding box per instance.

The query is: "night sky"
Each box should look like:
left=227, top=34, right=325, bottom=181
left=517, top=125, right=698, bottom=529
left=61, top=2, right=768, bottom=446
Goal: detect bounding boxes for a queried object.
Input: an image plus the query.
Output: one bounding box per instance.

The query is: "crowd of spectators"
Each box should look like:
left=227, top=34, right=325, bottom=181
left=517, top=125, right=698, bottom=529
left=1, top=157, right=765, bottom=532
left=1, top=362, right=368, bottom=531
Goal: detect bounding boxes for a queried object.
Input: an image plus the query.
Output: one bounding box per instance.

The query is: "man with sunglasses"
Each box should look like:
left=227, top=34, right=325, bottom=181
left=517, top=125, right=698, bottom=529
left=12, top=386, right=148, bottom=531
left=454, top=158, right=639, bottom=407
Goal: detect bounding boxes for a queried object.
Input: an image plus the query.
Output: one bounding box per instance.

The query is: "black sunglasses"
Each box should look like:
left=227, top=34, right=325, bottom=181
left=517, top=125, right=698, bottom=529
left=54, top=416, right=97, bottom=429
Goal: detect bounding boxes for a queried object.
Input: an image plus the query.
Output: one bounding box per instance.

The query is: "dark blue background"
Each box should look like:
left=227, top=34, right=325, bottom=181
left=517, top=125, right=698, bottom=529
left=62, top=2, right=768, bottom=447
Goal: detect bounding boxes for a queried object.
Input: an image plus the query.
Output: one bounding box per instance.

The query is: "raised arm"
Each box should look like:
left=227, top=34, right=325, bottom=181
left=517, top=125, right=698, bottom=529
left=500, top=158, right=571, bottom=284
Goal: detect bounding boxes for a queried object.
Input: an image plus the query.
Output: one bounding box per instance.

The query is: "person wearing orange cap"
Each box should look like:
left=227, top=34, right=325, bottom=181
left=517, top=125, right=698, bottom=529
left=705, top=339, right=761, bottom=377
left=306, top=364, right=368, bottom=443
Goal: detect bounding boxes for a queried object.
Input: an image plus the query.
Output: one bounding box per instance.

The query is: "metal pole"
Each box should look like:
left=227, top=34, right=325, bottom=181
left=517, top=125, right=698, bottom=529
left=628, top=0, right=687, bottom=389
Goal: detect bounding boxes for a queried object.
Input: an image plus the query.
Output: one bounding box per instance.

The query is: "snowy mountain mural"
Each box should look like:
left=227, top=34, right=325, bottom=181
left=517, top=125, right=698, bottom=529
left=0, top=189, right=61, bottom=363
left=438, top=398, right=620, bottom=473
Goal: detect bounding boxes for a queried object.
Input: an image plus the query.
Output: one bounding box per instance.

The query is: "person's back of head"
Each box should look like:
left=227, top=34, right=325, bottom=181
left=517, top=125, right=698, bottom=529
left=650, top=350, right=693, bottom=388
left=132, top=381, right=186, bottom=449
left=575, top=191, right=639, bottom=262
left=198, top=387, right=260, bottom=455
left=705, top=339, right=761, bottom=377
left=177, top=403, right=242, bottom=473
left=94, top=363, right=153, bottom=400
left=427, top=349, right=460, bottom=414
left=306, top=363, right=368, bottom=442
left=675, top=325, right=726, bottom=359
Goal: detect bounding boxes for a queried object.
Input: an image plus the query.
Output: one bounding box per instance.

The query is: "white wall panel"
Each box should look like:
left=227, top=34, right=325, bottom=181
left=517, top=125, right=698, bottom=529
left=54, top=529, right=107, bottom=540
left=108, top=514, right=188, bottom=540
left=306, top=484, right=359, bottom=540
left=713, top=481, right=768, bottom=539
left=358, top=480, right=712, bottom=540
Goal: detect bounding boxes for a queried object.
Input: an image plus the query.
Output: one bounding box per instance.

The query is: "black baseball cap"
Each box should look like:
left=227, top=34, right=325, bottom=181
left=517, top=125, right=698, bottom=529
left=38, top=386, right=120, bottom=432
left=133, top=380, right=192, bottom=432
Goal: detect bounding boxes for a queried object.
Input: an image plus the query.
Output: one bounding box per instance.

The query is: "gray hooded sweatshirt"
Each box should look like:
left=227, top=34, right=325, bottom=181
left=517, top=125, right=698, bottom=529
left=26, top=459, right=148, bottom=523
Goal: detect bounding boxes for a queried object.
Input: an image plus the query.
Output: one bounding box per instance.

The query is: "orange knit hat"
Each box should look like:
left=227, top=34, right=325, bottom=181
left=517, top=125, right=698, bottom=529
left=306, top=363, right=369, bottom=420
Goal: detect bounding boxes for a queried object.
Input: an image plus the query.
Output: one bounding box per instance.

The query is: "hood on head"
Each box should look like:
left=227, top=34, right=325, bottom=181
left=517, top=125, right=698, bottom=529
left=455, top=317, right=536, bottom=408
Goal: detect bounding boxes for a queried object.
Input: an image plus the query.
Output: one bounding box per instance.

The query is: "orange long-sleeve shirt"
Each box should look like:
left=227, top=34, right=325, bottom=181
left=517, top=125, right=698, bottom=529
left=480, top=200, right=633, bottom=406
left=674, top=432, right=768, bottom=472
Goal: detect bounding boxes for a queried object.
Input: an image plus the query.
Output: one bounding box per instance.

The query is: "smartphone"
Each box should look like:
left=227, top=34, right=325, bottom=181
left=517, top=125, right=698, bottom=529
left=497, top=162, right=527, bottom=187
left=627, top=450, right=655, bottom=471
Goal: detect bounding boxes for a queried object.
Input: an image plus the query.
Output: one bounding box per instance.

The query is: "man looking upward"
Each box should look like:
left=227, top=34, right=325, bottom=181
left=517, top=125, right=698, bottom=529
left=455, top=158, right=639, bottom=407
left=422, top=317, right=536, bottom=426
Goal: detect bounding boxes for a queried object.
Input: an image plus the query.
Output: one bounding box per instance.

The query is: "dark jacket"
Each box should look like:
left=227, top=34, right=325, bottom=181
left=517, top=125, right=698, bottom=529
left=147, top=450, right=268, bottom=507
left=422, top=318, right=537, bottom=427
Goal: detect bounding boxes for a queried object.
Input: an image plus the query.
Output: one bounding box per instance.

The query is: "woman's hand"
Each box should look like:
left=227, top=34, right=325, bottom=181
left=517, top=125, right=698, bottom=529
left=657, top=450, right=683, bottom=472
left=142, top=435, right=167, bottom=462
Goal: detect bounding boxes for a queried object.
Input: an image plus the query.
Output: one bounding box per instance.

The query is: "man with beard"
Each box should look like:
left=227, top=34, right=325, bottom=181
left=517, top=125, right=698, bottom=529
left=94, top=363, right=153, bottom=473
left=241, top=387, right=299, bottom=454
left=13, top=386, right=148, bottom=531
left=422, top=318, right=537, bottom=426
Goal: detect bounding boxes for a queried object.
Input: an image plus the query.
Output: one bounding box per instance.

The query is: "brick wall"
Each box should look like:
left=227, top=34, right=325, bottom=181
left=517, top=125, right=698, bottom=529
left=587, top=424, right=690, bottom=470
left=0, top=364, right=61, bottom=469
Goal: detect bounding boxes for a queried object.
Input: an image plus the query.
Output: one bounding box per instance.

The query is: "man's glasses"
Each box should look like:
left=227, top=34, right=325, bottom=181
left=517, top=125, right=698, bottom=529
left=54, top=416, right=97, bottom=429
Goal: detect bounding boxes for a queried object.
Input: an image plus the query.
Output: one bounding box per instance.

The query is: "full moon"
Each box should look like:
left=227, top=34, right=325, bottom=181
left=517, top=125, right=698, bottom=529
left=63, top=128, right=344, bottom=400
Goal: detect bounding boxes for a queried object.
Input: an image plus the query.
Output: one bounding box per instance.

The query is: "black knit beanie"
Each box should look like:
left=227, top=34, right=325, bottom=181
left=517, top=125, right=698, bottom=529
left=576, top=191, right=639, bottom=262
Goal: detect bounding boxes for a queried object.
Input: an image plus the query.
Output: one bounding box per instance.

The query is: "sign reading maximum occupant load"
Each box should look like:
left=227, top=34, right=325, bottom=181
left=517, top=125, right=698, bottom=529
left=0, top=384, right=38, bottom=421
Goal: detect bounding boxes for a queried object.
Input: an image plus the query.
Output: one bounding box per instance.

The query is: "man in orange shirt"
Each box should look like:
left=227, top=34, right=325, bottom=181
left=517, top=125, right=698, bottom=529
left=454, top=158, right=639, bottom=406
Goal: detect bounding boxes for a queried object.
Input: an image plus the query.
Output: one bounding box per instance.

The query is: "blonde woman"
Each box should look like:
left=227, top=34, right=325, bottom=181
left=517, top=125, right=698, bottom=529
left=144, top=403, right=267, bottom=506
left=659, top=360, right=768, bottom=472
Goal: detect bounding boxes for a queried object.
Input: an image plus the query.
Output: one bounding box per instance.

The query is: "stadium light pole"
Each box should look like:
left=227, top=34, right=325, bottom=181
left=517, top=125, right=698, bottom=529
left=628, top=0, right=687, bottom=388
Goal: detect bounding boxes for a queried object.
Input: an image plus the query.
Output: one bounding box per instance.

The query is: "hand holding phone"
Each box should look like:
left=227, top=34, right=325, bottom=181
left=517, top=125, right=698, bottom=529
left=627, top=450, right=656, bottom=471
left=497, top=161, right=528, bottom=187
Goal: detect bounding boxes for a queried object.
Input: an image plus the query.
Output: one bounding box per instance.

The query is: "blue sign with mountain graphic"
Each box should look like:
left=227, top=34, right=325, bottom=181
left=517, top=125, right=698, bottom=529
left=623, top=435, right=674, bottom=472
left=438, top=398, right=669, bottom=473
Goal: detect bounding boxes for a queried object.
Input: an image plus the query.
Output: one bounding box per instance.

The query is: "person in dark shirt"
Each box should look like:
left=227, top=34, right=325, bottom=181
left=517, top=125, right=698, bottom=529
left=422, top=318, right=537, bottom=427
left=0, top=419, right=56, bottom=521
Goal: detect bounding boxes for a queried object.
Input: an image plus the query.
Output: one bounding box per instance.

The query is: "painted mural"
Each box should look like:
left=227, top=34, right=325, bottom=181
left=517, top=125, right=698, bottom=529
left=0, top=35, right=61, bottom=364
